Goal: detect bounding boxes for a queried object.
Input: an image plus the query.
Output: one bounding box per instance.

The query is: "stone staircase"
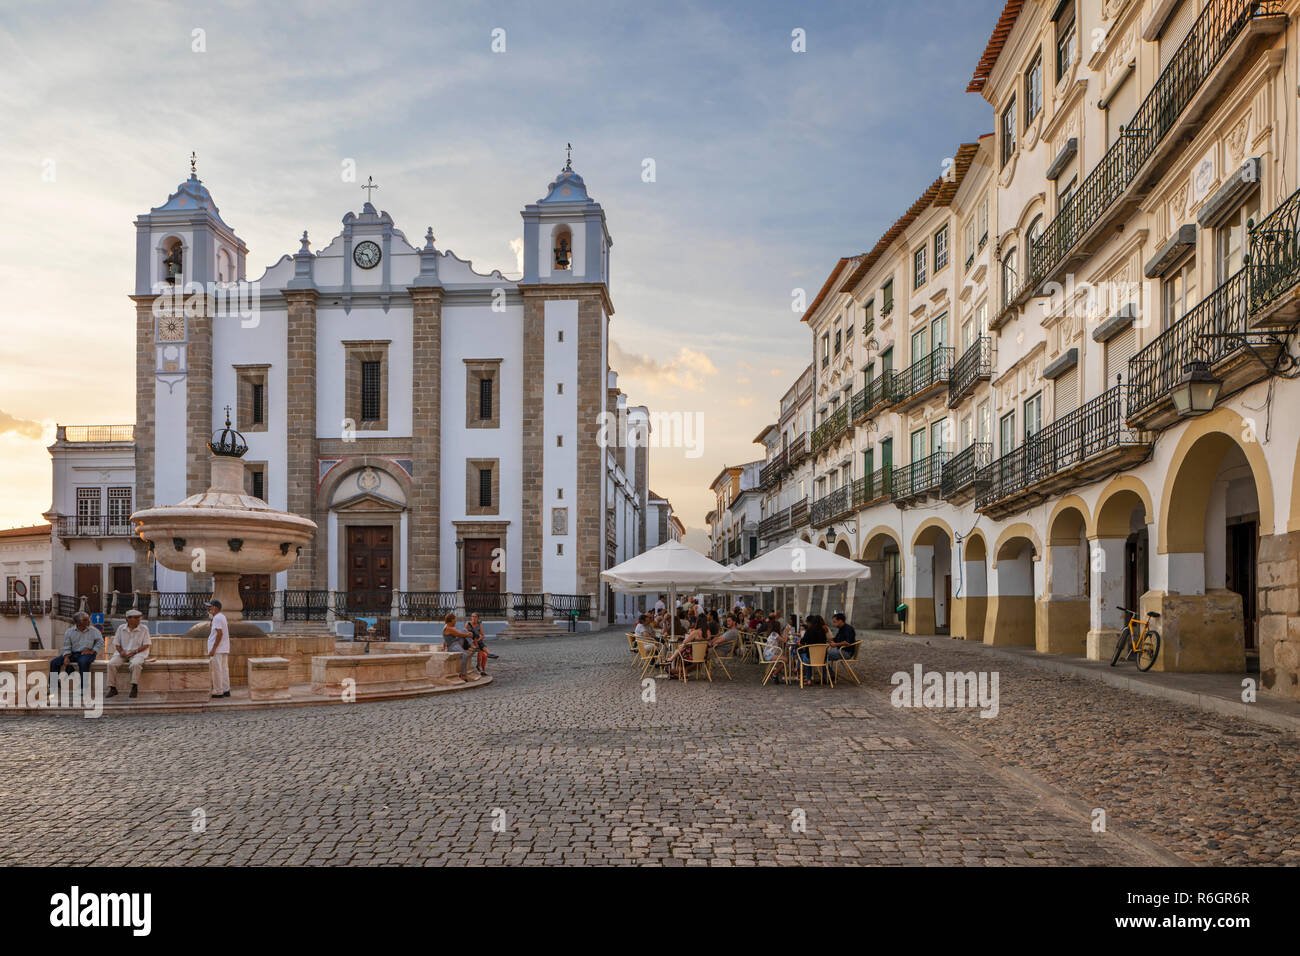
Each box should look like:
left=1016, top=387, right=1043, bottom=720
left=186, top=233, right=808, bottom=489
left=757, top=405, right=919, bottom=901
left=499, top=618, right=574, bottom=639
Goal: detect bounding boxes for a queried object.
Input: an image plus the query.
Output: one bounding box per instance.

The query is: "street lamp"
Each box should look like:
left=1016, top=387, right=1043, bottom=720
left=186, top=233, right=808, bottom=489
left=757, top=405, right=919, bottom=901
left=1170, top=359, right=1222, bottom=417
left=455, top=538, right=464, bottom=590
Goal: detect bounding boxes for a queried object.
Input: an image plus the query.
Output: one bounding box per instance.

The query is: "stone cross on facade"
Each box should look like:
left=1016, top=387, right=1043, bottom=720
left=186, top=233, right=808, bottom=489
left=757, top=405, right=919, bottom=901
left=361, top=176, right=379, bottom=201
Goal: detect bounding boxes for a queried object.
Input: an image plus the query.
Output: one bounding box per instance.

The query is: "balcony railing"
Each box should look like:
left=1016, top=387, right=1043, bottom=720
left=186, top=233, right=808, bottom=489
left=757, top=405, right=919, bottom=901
left=786, top=432, right=809, bottom=465
left=759, top=453, right=784, bottom=490
left=1248, top=185, right=1300, bottom=319
left=941, top=442, right=991, bottom=500
left=811, top=485, right=851, bottom=527
left=0, top=599, right=50, bottom=617
left=1013, top=0, right=1282, bottom=315
left=892, top=451, right=950, bottom=503
left=890, top=347, right=953, bottom=408
left=1128, top=268, right=1250, bottom=418
left=789, top=497, right=810, bottom=529
left=758, top=508, right=789, bottom=540
left=948, top=337, right=992, bottom=407
left=852, top=468, right=893, bottom=509
left=977, top=386, right=1148, bottom=512
left=57, top=515, right=136, bottom=538
left=811, top=404, right=849, bottom=455
left=852, top=374, right=893, bottom=424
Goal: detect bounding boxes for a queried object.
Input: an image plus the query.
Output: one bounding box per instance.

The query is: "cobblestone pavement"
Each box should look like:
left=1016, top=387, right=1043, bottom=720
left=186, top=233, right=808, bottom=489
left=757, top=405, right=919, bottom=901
left=861, top=631, right=1300, bottom=866
left=0, top=627, right=1263, bottom=866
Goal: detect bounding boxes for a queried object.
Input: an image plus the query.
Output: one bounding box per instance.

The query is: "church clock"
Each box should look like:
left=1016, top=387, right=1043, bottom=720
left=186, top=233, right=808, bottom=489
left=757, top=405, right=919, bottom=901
left=157, top=315, right=185, bottom=342
left=353, top=240, right=381, bottom=269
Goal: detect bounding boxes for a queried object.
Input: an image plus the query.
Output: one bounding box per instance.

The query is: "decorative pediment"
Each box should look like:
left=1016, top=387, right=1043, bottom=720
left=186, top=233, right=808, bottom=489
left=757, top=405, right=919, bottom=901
left=332, top=491, right=405, bottom=513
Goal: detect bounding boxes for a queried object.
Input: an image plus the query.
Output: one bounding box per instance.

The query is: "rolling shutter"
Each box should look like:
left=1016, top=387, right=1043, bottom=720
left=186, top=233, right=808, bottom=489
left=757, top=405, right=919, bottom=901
left=1159, top=0, right=1196, bottom=72
left=1054, top=364, right=1080, bottom=418
left=1106, top=326, right=1137, bottom=387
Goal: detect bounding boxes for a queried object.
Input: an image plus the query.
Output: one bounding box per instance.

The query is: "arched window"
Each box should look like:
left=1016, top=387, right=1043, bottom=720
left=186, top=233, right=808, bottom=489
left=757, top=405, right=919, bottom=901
left=217, top=248, right=233, bottom=283
left=552, top=225, right=573, bottom=271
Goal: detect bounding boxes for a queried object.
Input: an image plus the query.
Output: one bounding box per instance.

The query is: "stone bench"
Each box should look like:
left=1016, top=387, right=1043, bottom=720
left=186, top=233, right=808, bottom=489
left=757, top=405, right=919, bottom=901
left=310, top=651, right=437, bottom=698
left=2, top=656, right=212, bottom=703
left=247, top=657, right=291, bottom=701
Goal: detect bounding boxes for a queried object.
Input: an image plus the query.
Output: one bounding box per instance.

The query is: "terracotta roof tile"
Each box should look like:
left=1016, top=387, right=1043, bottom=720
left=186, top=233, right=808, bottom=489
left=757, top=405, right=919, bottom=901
left=0, top=524, right=51, bottom=539
left=968, top=0, right=1025, bottom=94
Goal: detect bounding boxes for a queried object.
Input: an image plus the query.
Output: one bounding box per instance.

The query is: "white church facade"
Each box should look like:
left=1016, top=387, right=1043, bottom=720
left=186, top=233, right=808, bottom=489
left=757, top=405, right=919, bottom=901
left=45, top=159, right=664, bottom=630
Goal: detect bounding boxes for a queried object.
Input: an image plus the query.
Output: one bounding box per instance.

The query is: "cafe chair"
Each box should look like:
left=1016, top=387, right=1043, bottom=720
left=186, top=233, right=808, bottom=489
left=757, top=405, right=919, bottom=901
left=830, top=641, right=862, bottom=685
left=797, top=643, right=834, bottom=689
left=679, top=640, right=712, bottom=683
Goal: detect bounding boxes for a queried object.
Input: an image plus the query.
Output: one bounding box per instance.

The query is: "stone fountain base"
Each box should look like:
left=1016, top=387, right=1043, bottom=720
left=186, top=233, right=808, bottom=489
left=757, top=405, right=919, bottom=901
left=151, top=632, right=336, bottom=686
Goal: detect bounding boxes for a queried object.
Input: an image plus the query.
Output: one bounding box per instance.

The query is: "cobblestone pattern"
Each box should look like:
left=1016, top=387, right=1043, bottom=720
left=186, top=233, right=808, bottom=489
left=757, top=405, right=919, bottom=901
left=861, top=631, right=1300, bottom=865
left=0, top=630, right=1168, bottom=866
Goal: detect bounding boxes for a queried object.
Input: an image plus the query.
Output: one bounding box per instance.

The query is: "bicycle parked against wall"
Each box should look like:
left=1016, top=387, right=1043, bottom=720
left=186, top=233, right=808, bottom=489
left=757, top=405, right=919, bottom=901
left=1110, top=606, right=1161, bottom=672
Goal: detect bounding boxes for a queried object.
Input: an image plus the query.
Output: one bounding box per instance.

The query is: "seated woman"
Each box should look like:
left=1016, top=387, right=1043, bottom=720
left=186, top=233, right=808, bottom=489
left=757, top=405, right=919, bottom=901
left=665, top=619, right=707, bottom=678
left=442, top=612, right=478, bottom=682
left=796, top=614, right=829, bottom=679
left=762, top=628, right=788, bottom=685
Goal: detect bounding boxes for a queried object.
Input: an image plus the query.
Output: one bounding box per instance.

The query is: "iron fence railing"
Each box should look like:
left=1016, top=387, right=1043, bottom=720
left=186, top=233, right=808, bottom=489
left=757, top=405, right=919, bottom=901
left=284, top=589, right=330, bottom=621
left=53, top=594, right=79, bottom=618
left=786, top=432, right=809, bottom=465
left=465, top=591, right=509, bottom=616
left=333, top=590, right=394, bottom=617
left=398, top=591, right=459, bottom=620
left=0, top=599, right=51, bottom=617
left=153, top=591, right=213, bottom=620
left=977, top=386, right=1146, bottom=508
left=949, top=337, right=993, bottom=406
left=512, top=593, right=547, bottom=620
left=238, top=590, right=274, bottom=618
left=1024, top=0, right=1280, bottom=306
left=811, top=484, right=851, bottom=527
left=1248, top=185, right=1300, bottom=316
left=1128, top=268, right=1249, bottom=416
left=892, top=451, right=950, bottom=501
left=549, top=594, right=591, bottom=616
left=891, top=347, right=953, bottom=405
left=941, top=442, right=991, bottom=499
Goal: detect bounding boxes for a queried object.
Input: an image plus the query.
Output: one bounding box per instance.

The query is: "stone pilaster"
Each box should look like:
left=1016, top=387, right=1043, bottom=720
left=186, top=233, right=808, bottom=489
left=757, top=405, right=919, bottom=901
left=409, top=287, right=443, bottom=588
left=284, top=289, right=318, bottom=589
left=185, top=292, right=214, bottom=592
left=575, top=293, right=607, bottom=598
left=519, top=292, right=547, bottom=593
left=1256, top=531, right=1300, bottom=699
left=131, top=295, right=158, bottom=589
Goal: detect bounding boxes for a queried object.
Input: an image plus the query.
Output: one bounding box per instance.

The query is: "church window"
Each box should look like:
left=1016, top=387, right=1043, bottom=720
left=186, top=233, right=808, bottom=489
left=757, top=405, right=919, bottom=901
left=553, top=225, right=573, bottom=270
left=466, top=459, right=499, bottom=516
left=360, top=362, right=381, bottom=421
left=235, top=365, right=270, bottom=433
left=464, top=358, right=502, bottom=429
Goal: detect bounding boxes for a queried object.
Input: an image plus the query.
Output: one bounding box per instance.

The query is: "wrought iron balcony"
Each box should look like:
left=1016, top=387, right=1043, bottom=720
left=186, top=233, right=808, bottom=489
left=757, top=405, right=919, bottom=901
left=977, top=386, right=1151, bottom=518
left=788, top=496, right=810, bottom=529
left=786, top=432, right=809, bottom=466
left=56, top=515, right=136, bottom=538
left=852, top=468, right=893, bottom=510
left=1001, top=0, right=1284, bottom=325
left=759, top=452, right=785, bottom=490
left=890, top=347, right=953, bottom=410
left=1248, top=186, right=1300, bottom=326
left=758, top=508, right=790, bottom=541
left=948, top=337, right=992, bottom=407
left=852, top=374, right=893, bottom=424
left=892, top=451, right=950, bottom=504
left=811, top=404, right=850, bottom=455
left=811, top=485, right=852, bottom=527
left=1127, top=268, right=1281, bottom=430
left=940, top=442, right=991, bottom=502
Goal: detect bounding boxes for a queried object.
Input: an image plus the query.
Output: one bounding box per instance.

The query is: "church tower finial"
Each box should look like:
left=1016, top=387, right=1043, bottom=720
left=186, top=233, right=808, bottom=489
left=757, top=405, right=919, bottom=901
left=190, top=151, right=198, bottom=177
left=564, top=142, right=573, bottom=172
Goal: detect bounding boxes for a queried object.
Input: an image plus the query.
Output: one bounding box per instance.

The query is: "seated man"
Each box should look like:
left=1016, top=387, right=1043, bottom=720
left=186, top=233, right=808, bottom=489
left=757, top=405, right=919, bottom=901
left=711, top=615, right=740, bottom=654
left=106, top=608, right=151, bottom=699
left=826, top=612, right=857, bottom=663
left=50, top=612, right=103, bottom=695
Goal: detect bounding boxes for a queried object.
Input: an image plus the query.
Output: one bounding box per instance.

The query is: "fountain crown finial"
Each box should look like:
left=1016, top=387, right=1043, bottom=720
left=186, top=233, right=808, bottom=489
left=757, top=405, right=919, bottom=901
left=208, top=405, right=248, bottom=458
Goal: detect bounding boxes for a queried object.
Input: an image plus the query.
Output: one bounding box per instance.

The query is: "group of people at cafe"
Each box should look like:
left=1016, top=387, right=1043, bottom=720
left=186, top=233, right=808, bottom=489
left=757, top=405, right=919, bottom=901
left=631, top=596, right=857, bottom=683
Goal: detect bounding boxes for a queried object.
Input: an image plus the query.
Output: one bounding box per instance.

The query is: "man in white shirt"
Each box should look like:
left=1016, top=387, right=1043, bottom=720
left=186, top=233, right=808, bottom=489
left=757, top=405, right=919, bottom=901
left=206, top=599, right=231, bottom=698
left=654, top=596, right=665, bottom=614
left=106, top=608, right=151, bottom=699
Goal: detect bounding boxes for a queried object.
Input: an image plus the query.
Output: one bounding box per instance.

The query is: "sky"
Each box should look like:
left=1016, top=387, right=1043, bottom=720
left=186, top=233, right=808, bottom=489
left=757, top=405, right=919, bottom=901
left=0, top=0, right=1004, bottom=549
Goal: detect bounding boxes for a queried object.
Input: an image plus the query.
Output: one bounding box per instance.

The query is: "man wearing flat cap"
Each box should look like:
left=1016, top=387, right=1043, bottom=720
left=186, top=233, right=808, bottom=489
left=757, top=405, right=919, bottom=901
left=107, top=608, right=151, bottom=699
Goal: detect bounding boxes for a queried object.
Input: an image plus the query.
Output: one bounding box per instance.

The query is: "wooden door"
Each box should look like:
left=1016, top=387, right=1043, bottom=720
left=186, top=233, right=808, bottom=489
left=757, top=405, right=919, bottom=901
left=239, top=574, right=272, bottom=618
left=111, top=566, right=133, bottom=596
left=75, top=565, right=101, bottom=614
left=347, top=525, right=393, bottom=612
left=464, top=538, right=501, bottom=614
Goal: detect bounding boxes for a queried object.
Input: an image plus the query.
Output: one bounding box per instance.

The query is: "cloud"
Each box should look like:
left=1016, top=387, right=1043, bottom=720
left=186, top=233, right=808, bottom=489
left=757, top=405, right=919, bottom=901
left=0, top=410, right=45, bottom=440
left=609, top=341, right=718, bottom=392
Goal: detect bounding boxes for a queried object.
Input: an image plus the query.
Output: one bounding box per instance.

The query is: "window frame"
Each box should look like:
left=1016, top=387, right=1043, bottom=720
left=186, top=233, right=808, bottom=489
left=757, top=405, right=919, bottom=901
left=1001, top=95, right=1017, bottom=166
left=934, top=224, right=949, bottom=273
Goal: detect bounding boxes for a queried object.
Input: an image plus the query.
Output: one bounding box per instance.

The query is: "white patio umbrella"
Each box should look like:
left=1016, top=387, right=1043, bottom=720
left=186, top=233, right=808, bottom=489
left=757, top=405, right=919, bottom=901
left=725, top=537, right=870, bottom=628
left=600, top=540, right=732, bottom=627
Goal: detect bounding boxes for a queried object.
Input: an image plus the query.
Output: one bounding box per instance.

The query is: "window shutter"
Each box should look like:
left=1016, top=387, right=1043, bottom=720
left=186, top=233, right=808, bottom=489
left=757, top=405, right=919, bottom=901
left=1159, top=0, right=1195, bottom=71
left=1106, top=326, right=1137, bottom=387
left=1054, top=365, right=1080, bottom=418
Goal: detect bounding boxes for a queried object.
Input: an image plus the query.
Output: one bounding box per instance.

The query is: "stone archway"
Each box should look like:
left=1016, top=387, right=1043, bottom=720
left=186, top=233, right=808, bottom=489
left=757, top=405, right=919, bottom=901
left=1038, top=499, right=1089, bottom=655
left=1155, top=414, right=1272, bottom=674
left=1086, top=477, right=1154, bottom=660
left=907, top=519, right=953, bottom=635
left=953, top=530, right=989, bottom=642
left=985, top=524, right=1039, bottom=646
left=860, top=526, right=902, bottom=628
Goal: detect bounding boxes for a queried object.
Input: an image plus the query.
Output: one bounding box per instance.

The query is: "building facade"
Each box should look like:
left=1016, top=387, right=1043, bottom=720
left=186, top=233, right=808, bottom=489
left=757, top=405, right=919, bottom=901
left=717, top=0, right=1300, bottom=701
left=46, top=158, right=660, bottom=627
left=0, top=524, right=52, bottom=650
